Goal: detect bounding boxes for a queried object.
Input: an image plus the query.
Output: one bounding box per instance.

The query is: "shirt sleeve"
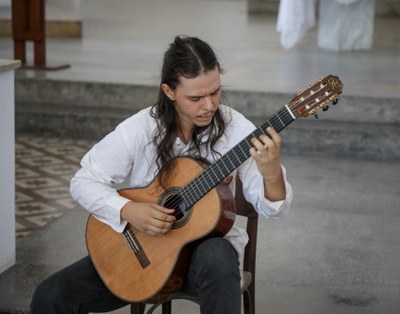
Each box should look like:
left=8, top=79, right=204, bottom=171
left=70, top=121, right=138, bottom=233
left=238, top=158, right=293, bottom=218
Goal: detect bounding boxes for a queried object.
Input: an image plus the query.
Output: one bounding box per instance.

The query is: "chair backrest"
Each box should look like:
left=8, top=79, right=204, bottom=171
left=234, top=176, right=259, bottom=311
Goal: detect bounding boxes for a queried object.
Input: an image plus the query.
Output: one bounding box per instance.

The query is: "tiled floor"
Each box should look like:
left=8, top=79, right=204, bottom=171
left=15, top=136, right=95, bottom=238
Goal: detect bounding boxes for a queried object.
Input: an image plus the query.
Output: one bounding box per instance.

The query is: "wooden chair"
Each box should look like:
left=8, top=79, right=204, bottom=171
left=130, top=177, right=259, bottom=314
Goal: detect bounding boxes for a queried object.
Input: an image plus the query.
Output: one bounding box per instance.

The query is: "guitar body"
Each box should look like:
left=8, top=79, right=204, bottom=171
left=86, top=156, right=236, bottom=303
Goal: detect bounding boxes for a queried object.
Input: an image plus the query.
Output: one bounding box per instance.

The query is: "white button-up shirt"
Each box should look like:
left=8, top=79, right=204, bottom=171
left=70, top=105, right=293, bottom=257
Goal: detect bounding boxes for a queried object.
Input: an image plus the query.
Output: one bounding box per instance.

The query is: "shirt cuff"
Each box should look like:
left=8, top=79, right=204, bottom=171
left=262, top=197, right=285, bottom=214
left=104, top=193, right=131, bottom=232
left=259, top=165, right=293, bottom=217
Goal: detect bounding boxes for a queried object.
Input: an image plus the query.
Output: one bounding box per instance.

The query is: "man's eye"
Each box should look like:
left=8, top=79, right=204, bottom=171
left=190, top=97, right=201, bottom=102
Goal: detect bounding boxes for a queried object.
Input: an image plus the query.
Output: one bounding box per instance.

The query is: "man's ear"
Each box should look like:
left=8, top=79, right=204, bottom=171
left=161, top=83, right=175, bottom=101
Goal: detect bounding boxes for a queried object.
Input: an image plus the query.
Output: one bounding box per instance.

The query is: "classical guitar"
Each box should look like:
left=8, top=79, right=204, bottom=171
left=86, top=74, right=343, bottom=303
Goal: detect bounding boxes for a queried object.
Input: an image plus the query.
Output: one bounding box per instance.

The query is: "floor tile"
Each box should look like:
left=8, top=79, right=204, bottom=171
left=15, top=136, right=95, bottom=238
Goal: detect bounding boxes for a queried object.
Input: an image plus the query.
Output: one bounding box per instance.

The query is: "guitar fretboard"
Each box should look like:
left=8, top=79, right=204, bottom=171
left=179, top=105, right=295, bottom=209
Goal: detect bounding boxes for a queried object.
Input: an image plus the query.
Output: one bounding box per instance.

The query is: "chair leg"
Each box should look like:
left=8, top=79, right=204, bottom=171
left=162, top=301, right=172, bottom=314
left=146, top=300, right=172, bottom=314
left=242, top=290, right=254, bottom=314
left=130, top=303, right=146, bottom=314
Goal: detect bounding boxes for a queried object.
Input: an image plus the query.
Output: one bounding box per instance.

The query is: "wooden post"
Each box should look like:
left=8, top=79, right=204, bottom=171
left=11, top=0, right=70, bottom=70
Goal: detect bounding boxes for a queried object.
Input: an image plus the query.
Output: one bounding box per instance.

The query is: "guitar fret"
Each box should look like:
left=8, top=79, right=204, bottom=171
left=275, top=112, right=285, bottom=127
left=209, top=163, right=220, bottom=181
left=237, top=146, right=247, bottom=161
left=226, top=151, right=237, bottom=169
left=203, top=172, right=214, bottom=190
left=190, top=178, right=202, bottom=199
left=231, top=147, right=241, bottom=165
left=225, top=153, right=233, bottom=168
left=198, top=174, right=208, bottom=193
left=210, top=163, right=224, bottom=182
left=182, top=187, right=196, bottom=206
left=198, top=175, right=209, bottom=194
left=180, top=189, right=193, bottom=206
left=285, top=104, right=296, bottom=119
left=219, top=158, right=231, bottom=175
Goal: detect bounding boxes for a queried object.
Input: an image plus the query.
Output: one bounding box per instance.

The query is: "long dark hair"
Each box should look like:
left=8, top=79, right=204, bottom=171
left=150, top=35, right=227, bottom=184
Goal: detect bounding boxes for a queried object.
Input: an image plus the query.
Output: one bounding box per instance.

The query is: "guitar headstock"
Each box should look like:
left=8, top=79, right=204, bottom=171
left=289, top=75, right=343, bottom=119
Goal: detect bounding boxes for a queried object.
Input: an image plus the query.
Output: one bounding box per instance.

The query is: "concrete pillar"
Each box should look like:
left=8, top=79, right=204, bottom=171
left=0, top=59, right=20, bottom=274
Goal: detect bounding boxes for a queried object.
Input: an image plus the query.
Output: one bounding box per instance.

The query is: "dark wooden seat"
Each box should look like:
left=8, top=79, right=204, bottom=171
left=130, top=177, right=259, bottom=314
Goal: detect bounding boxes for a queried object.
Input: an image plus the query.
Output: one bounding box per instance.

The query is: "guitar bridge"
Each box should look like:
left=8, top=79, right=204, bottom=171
left=123, top=228, right=150, bottom=269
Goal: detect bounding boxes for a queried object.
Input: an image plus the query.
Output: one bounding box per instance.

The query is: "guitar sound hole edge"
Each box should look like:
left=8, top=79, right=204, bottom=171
left=159, top=187, right=193, bottom=229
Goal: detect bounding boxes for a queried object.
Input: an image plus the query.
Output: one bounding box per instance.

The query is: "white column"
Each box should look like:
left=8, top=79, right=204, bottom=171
left=0, top=59, right=20, bottom=274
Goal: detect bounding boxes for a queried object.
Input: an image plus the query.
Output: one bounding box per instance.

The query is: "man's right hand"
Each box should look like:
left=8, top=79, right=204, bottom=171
left=121, top=201, right=176, bottom=236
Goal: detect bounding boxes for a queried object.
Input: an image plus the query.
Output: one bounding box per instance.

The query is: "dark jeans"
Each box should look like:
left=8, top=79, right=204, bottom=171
left=30, top=237, right=241, bottom=314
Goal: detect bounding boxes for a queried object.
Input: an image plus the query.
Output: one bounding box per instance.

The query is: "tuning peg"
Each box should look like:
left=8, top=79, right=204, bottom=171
left=332, top=99, right=339, bottom=105
left=322, top=106, right=329, bottom=111
left=314, top=113, right=318, bottom=119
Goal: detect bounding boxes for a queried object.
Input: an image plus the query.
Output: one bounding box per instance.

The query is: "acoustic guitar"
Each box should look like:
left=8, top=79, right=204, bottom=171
left=86, top=74, right=343, bottom=303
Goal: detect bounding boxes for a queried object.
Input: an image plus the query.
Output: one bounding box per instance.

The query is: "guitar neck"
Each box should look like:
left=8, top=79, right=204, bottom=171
left=180, top=105, right=295, bottom=208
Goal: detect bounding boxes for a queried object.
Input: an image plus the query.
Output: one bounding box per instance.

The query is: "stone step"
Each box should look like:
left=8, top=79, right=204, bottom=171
left=16, top=102, right=399, bottom=161
left=281, top=119, right=399, bottom=161
left=16, top=102, right=129, bottom=140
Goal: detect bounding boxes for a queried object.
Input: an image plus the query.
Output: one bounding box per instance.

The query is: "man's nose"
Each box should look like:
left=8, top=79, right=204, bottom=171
left=203, top=96, right=214, bottom=110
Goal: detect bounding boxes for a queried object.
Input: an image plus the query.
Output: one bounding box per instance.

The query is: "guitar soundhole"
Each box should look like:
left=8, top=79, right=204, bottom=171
left=159, top=187, right=192, bottom=229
